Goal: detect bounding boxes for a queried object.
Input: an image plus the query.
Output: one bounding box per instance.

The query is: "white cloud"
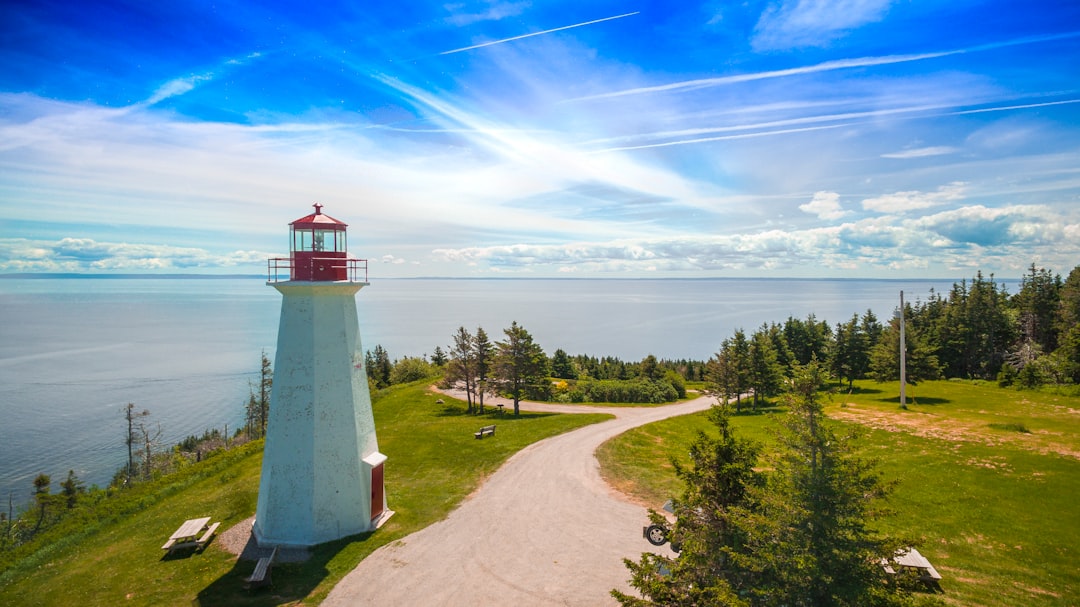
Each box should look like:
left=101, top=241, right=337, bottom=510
left=444, top=1, right=530, bottom=27
left=753, top=0, right=894, bottom=50
left=881, top=146, right=958, bottom=159
left=145, top=74, right=211, bottom=105
left=0, top=238, right=272, bottom=273
left=799, top=191, right=849, bottom=220
left=862, top=182, right=967, bottom=213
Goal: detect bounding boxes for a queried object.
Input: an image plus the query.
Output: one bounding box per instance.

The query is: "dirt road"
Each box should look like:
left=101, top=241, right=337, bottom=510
left=322, top=391, right=714, bottom=606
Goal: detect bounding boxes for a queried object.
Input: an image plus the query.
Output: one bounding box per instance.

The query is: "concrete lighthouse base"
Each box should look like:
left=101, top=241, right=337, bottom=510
left=253, top=281, right=388, bottom=548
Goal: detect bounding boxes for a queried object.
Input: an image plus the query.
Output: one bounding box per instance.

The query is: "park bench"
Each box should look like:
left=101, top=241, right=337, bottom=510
left=245, top=546, right=279, bottom=589
left=474, top=424, right=496, bottom=439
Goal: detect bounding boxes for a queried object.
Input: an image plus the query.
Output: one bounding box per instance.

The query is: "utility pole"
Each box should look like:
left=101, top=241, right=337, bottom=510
left=899, top=290, right=907, bottom=409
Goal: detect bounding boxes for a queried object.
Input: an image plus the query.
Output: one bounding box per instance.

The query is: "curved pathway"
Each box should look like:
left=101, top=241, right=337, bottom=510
left=323, top=391, right=714, bottom=606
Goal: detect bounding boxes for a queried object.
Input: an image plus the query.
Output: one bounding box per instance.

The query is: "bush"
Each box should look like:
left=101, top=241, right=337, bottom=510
left=389, top=356, right=436, bottom=384
left=567, top=378, right=679, bottom=404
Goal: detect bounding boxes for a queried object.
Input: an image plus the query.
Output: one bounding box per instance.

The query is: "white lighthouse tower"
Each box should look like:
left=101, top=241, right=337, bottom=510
left=254, top=204, right=390, bottom=548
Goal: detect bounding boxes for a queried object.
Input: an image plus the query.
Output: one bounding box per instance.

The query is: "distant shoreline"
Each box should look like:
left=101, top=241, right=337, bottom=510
left=0, top=273, right=1022, bottom=282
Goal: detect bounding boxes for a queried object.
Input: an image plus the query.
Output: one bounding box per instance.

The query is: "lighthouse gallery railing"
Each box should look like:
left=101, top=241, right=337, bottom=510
left=267, top=257, right=369, bottom=283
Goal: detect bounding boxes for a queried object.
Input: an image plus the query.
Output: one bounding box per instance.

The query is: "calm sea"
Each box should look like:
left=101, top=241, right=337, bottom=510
left=0, top=276, right=1017, bottom=503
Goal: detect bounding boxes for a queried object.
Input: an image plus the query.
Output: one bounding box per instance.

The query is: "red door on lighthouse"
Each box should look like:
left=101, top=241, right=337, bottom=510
left=370, top=463, right=385, bottom=522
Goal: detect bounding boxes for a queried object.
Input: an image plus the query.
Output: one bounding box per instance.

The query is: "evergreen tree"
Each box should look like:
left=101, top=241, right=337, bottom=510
left=747, top=326, right=784, bottom=408
left=639, top=354, right=664, bottom=381
left=614, top=405, right=762, bottom=606
left=705, top=339, right=742, bottom=411
left=474, top=327, right=494, bottom=412
left=551, top=348, right=577, bottom=379
left=739, top=361, right=913, bottom=607
left=860, top=310, right=884, bottom=351
left=59, top=470, right=84, bottom=509
left=870, top=313, right=942, bottom=387
left=831, top=314, right=871, bottom=390
left=1057, top=265, right=1080, bottom=337
left=367, top=345, right=392, bottom=389
left=617, top=362, right=918, bottom=607
left=493, top=321, right=549, bottom=415
left=430, top=345, right=448, bottom=366
left=936, top=273, right=1014, bottom=379
left=258, top=351, right=272, bottom=435
left=784, top=315, right=831, bottom=366
left=32, top=474, right=51, bottom=533
left=1013, top=263, right=1061, bottom=354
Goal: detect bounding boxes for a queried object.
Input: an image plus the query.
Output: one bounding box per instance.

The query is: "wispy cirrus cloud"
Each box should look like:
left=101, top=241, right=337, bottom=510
left=142, top=52, right=264, bottom=106
left=753, top=0, right=895, bottom=50
left=881, top=146, right=958, bottom=159
left=571, top=51, right=954, bottom=102
left=439, top=11, right=639, bottom=55
left=444, top=1, right=530, bottom=27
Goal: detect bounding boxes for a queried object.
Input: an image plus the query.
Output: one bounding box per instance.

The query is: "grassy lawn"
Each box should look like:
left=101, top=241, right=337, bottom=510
left=0, top=379, right=611, bottom=607
left=597, top=380, right=1079, bottom=607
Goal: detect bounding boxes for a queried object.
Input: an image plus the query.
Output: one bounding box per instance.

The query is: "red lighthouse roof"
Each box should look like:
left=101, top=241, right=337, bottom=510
left=290, top=203, right=348, bottom=229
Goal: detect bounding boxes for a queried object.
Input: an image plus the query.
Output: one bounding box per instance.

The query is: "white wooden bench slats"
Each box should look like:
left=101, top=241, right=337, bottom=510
left=474, top=424, right=496, bottom=439
left=245, top=546, right=279, bottom=589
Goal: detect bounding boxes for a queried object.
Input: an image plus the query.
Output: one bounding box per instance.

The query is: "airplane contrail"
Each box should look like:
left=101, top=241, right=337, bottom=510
left=440, top=11, right=640, bottom=55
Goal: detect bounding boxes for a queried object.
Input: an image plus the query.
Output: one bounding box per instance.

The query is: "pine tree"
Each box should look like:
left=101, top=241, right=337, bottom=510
left=740, top=361, right=913, bottom=607
left=474, top=327, right=494, bottom=412
left=614, top=406, right=761, bottom=606
left=493, top=321, right=548, bottom=415
left=617, top=362, right=920, bottom=607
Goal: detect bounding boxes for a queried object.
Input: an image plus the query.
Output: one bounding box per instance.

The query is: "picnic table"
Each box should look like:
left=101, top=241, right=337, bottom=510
left=162, top=517, right=220, bottom=554
left=882, top=547, right=942, bottom=583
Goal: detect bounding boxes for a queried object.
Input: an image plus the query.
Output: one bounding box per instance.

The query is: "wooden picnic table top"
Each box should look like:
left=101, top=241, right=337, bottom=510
left=170, top=517, right=212, bottom=541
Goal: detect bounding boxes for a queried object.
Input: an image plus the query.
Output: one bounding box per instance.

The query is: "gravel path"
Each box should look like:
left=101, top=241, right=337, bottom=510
left=322, top=390, right=714, bottom=606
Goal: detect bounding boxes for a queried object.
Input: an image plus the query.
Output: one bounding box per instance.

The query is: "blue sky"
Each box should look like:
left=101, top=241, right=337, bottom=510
left=1, top=0, right=1078, bottom=278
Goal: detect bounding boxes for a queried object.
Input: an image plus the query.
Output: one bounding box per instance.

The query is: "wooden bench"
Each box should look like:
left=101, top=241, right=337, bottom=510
left=245, top=546, right=278, bottom=589
left=474, top=424, right=496, bottom=439
left=197, top=522, right=220, bottom=547
left=162, top=537, right=199, bottom=553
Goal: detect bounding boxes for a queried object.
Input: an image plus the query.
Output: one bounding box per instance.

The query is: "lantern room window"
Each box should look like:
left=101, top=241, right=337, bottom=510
left=293, top=228, right=347, bottom=253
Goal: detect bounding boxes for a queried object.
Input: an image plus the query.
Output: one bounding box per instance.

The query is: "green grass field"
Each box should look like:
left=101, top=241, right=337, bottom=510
left=0, top=379, right=611, bottom=607
left=596, top=379, right=1080, bottom=607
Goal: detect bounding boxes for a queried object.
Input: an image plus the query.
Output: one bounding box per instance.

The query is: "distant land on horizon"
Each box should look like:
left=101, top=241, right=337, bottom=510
left=0, top=273, right=1024, bottom=282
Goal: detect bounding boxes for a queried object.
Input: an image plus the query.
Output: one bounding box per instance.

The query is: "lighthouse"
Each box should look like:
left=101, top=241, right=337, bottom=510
left=254, top=204, right=390, bottom=548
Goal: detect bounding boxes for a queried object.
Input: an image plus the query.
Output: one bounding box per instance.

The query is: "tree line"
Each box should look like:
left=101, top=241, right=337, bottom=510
left=704, top=264, right=1080, bottom=411
left=440, top=323, right=700, bottom=411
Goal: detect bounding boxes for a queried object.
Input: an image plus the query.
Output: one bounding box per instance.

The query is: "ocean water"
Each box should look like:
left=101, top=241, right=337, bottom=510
left=0, top=276, right=1016, bottom=504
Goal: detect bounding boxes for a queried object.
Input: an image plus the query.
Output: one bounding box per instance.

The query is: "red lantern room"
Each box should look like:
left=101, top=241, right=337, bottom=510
left=268, top=204, right=367, bottom=283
